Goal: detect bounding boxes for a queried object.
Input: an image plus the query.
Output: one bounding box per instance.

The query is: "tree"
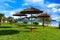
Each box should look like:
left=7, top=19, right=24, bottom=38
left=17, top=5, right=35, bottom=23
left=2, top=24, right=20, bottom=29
left=0, top=13, right=4, bottom=25
left=38, top=12, right=51, bottom=28
left=7, top=17, right=14, bottom=24
left=2, top=16, right=7, bottom=23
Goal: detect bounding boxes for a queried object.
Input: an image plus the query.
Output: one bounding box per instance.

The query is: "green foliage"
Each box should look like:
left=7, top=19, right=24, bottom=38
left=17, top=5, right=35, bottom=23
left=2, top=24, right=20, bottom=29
left=0, top=14, right=4, bottom=19
left=8, top=17, right=14, bottom=24
left=59, top=22, right=60, bottom=29
left=0, top=23, right=60, bottom=40
left=2, top=16, right=7, bottom=23
left=13, top=20, right=18, bottom=23
left=23, top=21, right=28, bottom=24
left=33, top=22, right=39, bottom=25
left=38, top=13, right=51, bottom=27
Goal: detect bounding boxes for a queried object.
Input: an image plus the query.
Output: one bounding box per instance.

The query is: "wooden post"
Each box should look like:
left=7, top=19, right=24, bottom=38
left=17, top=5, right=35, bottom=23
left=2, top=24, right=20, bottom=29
left=59, top=22, right=60, bottom=29
left=31, top=14, right=33, bottom=24
left=42, top=18, right=44, bottom=29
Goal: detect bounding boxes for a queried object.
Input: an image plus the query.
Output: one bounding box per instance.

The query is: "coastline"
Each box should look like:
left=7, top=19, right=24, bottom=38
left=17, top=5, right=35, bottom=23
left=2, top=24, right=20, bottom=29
left=28, top=22, right=59, bottom=27
left=18, top=20, right=59, bottom=27
left=39, top=23, right=59, bottom=27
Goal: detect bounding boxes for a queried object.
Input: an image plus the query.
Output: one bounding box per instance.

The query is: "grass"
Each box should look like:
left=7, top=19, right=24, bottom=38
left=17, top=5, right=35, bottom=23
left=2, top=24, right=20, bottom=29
left=0, top=23, right=60, bottom=40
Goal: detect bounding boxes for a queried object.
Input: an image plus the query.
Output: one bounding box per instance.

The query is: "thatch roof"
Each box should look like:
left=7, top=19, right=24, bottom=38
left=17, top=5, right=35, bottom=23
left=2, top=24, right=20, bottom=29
left=20, top=7, right=43, bottom=14
left=29, top=16, right=37, bottom=18
left=13, top=13, right=27, bottom=16
left=38, top=12, right=50, bottom=17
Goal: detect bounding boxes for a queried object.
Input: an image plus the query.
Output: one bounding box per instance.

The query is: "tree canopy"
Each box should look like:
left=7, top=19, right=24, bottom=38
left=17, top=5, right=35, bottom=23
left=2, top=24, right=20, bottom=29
left=0, top=13, right=4, bottom=19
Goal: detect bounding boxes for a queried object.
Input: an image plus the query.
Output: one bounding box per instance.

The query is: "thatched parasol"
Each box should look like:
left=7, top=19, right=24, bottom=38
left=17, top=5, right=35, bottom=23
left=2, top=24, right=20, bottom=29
left=38, top=13, right=50, bottom=17
left=13, top=12, right=27, bottom=18
left=20, top=7, right=43, bottom=24
left=13, top=13, right=27, bottom=16
left=29, top=16, right=37, bottom=18
left=24, top=16, right=29, bottom=18
left=13, top=13, right=27, bottom=22
left=38, top=12, right=51, bottom=27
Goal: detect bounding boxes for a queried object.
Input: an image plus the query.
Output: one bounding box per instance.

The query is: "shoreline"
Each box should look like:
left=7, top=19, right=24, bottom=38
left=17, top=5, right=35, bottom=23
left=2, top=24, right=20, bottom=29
left=18, top=22, right=59, bottom=27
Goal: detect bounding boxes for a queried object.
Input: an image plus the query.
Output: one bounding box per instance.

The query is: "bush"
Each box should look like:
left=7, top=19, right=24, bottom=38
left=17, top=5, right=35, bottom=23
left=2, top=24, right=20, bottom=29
left=59, top=22, right=60, bottom=29
left=14, top=20, right=18, bottom=23
left=23, top=21, right=27, bottom=24
left=33, top=22, right=39, bottom=25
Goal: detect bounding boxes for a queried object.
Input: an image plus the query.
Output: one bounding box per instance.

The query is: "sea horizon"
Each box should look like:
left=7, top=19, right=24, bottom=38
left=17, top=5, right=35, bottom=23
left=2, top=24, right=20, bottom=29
left=17, top=20, right=59, bottom=27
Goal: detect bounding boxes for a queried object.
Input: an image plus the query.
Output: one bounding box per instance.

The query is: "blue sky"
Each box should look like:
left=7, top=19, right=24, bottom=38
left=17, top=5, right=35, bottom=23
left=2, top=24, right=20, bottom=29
left=0, top=0, right=60, bottom=21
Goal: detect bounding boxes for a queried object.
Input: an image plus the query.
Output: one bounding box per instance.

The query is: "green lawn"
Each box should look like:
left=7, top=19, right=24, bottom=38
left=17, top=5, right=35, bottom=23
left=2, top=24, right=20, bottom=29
left=0, top=23, right=60, bottom=40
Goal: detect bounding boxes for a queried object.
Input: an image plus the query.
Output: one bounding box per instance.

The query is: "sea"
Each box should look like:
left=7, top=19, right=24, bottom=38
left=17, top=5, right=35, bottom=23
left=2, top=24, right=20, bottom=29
left=17, top=20, right=59, bottom=27
left=50, top=20, right=59, bottom=27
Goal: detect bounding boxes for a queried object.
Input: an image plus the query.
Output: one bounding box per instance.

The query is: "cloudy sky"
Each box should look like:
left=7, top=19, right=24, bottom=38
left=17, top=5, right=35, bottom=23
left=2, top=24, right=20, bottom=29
left=0, top=0, right=60, bottom=20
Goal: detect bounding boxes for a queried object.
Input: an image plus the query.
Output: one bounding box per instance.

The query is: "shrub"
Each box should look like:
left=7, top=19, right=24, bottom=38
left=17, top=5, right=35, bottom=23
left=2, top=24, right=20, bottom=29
left=23, top=21, right=27, bottom=24
left=59, top=22, right=60, bottom=29
left=33, top=22, right=39, bottom=25
left=14, top=20, right=18, bottom=23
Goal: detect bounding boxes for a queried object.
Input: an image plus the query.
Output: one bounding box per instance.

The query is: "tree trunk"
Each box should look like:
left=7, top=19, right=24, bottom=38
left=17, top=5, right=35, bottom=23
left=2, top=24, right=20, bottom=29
left=42, top=19, right=44, bottom=28
left=0, top=19, right=1, bottom=25
left=59, top=22, right=60, bottom=29
left=31, top=14, right=33, bottom=24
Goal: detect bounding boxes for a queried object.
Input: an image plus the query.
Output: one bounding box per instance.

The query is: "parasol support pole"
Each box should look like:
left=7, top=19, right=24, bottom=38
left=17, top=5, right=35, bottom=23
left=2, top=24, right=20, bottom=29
left=31, top=14, right=33, bottom=25
left=59, top=21, right=60, bottom=29
left=19, top=16, right=21, bottom=27
left=42, top=18, right=44, bottom=29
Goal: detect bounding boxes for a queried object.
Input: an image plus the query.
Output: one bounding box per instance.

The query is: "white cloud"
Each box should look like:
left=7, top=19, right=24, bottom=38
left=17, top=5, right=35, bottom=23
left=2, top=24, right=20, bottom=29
left=52, top=8, right=60, bottom=12
left=52, top=17, right=60, bottom=21
left=8, top=0, right=16, bottom=3
left=10, top=11, right=15, bottom=15
left=22, top=0, right=44, bottom=6
left=0, top=8, right=23, bottom=17
left=51, top=14, right=60, bottom=21
left=47, top=4, right=60, bottom=8
left=46, top=4, right=60, bottom=13
left=52, top=17, right=58, bottom=20
left=52, top=8, right=57, bottom=12
left=22, top=3, right=29, bottom=6
left=4, top=3, right=14, bottom=8
left=9, top=8, right=23, bottom=15
left=0, top=0, right=16, bottom=10
left=12, top=16, right=20, bottom=19
left=0, top=0, right=16, bottom=3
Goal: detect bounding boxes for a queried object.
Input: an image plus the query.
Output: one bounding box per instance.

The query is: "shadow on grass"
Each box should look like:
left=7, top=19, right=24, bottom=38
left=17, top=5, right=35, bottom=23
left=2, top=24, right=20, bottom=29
left=23, top=31, right=30, bottom=32
left=25, top=27, right=37, bottom=29
left=0, top=26, right=12, bottom=28
left=0, top=30, right=19, bottom=35
left=23, top=30, right=38, bottom=32
left=18, top=25, right=27, bottom=27
left=23, top=28, right=38, bottom=32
